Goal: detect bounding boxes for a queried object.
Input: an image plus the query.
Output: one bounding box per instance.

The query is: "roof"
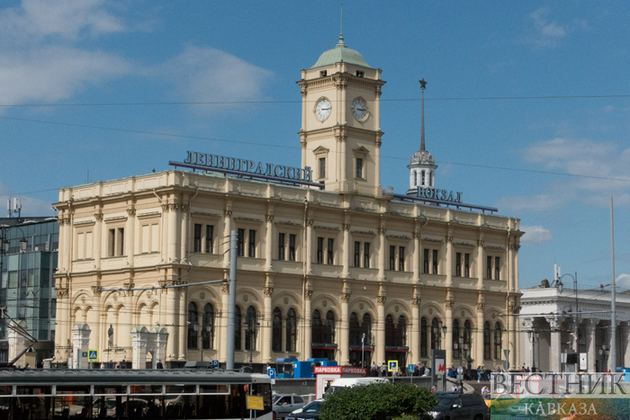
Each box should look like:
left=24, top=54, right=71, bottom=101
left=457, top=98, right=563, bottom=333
left=310, top=35, right=371, bottom=69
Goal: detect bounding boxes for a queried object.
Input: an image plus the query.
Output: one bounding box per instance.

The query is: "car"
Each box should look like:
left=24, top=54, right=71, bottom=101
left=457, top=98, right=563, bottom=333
left=482, top=392, right=518, bottom=414
left=285, top=399, right=323, bottom=420
left=272, top=394, right=307, bottom=419
left=427, top=392, right=490, bottom=420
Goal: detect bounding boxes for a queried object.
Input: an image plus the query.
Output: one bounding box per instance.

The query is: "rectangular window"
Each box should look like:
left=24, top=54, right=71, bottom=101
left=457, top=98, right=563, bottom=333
left=495, top=256, right=501, bottom=280
left=108, top=229, right=115, bottom=256
left=117, top=228, right=124, bottom=255
left=455, top=252, right=462, bottom=277
left=317, top=237, right=324, bottom=264
left=487, top=256, right=492, bottom=279
left=205, top=225, right=214, bottom=253
left=354, top=241, right=361, bottom=267
left=464, top=253, right=470, bottom=277
left=194, top=224, right=202, bottom=253
left=327, top=238, right=334, bottom=264
left=398, top=246, right=405, bottom=271
left=389, top=246, right=396, bottom=270
left=278, top=233, right=285, bottom=260
left=289, top=234, right=296, bottom=261
left=363, top=242, right=370, bottom=268
left=237, top=229, right=245, bottom=257
left=248, top=230, right=256, bottom=257
left=356, top=158, right=364, bottom=179
left=432, top=249, right=438, bottom=274
left=319, top=157, right=326, bottom=179
left=141, top=225, right=150, bottom=253
left=423, top=249, right=429, bottom=273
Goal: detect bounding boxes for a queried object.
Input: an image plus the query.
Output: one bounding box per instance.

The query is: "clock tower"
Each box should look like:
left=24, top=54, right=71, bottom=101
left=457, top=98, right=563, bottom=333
left=298, top=33, right=386, bottom=197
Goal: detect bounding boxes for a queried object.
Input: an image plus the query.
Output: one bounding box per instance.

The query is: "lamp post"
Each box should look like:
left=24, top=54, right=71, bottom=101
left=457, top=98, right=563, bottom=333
left=247, top=321, right=260, bottom=366
left=200, top=325, right=211, bottom=362
left=598, top=344, right=609, bottom=372
left=527, top=330, right=538, bottom=372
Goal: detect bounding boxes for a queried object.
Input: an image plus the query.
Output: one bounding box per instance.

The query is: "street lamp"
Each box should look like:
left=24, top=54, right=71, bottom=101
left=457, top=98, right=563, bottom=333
left=599, top=344, right=609, bottom=372
left=432, top=320, right=446, bottom=349
left=247, top=321, right=260, bottom=366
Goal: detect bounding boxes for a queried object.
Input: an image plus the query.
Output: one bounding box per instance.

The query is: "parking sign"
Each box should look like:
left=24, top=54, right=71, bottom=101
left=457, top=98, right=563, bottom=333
left=388, top=360, right=398, bottom=372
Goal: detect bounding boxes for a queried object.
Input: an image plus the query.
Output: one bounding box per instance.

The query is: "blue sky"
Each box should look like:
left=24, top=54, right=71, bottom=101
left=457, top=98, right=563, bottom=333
left=1, top=0, right=629, bottom=290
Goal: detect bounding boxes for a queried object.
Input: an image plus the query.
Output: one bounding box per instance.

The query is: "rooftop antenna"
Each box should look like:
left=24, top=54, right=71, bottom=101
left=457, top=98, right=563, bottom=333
left=340, top=4, right=343, bottom=37
left=419, top=78, right=427, bottom=151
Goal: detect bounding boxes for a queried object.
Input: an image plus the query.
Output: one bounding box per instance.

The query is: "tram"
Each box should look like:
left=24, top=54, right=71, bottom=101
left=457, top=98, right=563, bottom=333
left=0, top=369, right=273, bottom=420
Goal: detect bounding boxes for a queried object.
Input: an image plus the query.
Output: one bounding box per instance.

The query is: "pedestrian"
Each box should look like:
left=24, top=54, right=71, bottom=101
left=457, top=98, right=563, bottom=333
left=481, top=385, right=489, bottom=396
left=380, top=361, right=387, bottom=377
left=370, top=362, right=379, bottom=377
left=477, top=365, right=482, bottom=382
left=431, top=385, right=437, bottom=393
left=156, top=359, right=164, bottom=369
left=451, top=383, right=458, bottom=392
left=100, top=362, right=105, bottom=369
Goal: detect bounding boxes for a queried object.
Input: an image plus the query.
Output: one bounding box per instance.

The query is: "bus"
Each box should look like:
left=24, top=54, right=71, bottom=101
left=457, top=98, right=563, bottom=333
left=0, top=368, right=272, bottom=419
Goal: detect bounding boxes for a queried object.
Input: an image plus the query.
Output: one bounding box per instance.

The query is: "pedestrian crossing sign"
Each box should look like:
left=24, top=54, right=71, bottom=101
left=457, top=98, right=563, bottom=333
left=88, top=350, right=98, bottom=361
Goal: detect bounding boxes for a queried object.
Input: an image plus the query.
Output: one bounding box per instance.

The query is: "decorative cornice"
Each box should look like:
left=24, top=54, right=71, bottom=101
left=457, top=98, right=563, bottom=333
left=126, top=208, right=136, bottom=217
left=378, top=227, right=387, bottom=235
left=476, top=303, right=486, bottom=312
left=161, top=204, right=169, bottom=212
left=56, top=288, right=69, bottom=298
left=304, top=290, right=313, bottom=299
left=306, top=219, right=314, bottom=227
left=446, top=235, right=453, bottom=244
left=94, top=213, right=104, bottom=221
left=263, top=287, right=274, bottom=297
left=266, top=215, right=274, bottom=223
left=377, top=296, right=387, bottom=305
left=92, top=286, right=103, bottom=297
left=343, top=223, right=351, bottom=232
left=444, top=300, right=455, bottom=310
left=224, top=209, right=233, bottom=217
left=411, top=297, right=421, bottom=307
left=340, top=293, right=351, bottom=303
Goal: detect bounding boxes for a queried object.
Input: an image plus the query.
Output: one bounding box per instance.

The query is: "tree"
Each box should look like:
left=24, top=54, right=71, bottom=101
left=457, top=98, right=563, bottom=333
left=319, top=382, right=438, bottom=420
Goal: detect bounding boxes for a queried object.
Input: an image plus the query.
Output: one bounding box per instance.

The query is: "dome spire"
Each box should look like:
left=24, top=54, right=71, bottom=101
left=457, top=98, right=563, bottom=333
left=337, top=4, right=346, bottom=46
left=419, top=78, right=427, bottom=152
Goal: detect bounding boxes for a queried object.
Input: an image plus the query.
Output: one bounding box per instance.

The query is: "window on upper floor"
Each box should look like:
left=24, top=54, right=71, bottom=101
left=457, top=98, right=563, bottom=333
left=237, top=228, right=257, bottom=257
left=278, top=233, right=285, bottom=260
left=107, top=227, right=124, bottom=257
left=389, top=245, right=406, bottom=271
left=432, top=249, right=439, bottom=274
left=356, top=70, right=364, bottom=77
left=319, top=157, right=326, bottom=180
left=194, top=223, right=215, bottom=254
left=355, top=158, right=364, bottom=179
left=316, top=236, right=335, bottom=265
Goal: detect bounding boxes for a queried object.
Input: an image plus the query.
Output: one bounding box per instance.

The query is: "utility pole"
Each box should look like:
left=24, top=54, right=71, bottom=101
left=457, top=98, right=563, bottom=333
left=226, top=230, right=238, bottom=370
left=610, top=198, right=616, bottom=373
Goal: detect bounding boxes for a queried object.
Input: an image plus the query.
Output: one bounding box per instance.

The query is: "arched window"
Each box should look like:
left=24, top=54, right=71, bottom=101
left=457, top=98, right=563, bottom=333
left=452, top=319, right=460, bottom=359
left=483, top=322, right=491, bottom=360
left=202, top=303, right=214, bottom=349
left=272, top=308, right=282, bottom=352
left=187, top=302, right=198, bottom=349
left=349, top=312, right=361, bottom=346
left=385, top=314, right=395, bottom=347
left=463, top=320, right=472, bottom=359
left=396, top=315, right=407, bottom=347
left=420, top=317, right=428, bottom=357
left=431, top=318, right=441, bottom=350
left=312, top=310, right=323, bottom=344
left=362, top=313, right=372, bottom=345
left=494, top=322, right=502, bottom=359
left=245, top=306, right=258, bottom=351
left=235, top=306, right=242, bottom=351
left=421, top=170, right=426, bottom=185
left=286, top=308, right=297, bottom=352
left=325, top=310, right=336, bottom=344
left=413, top=171, right=417, bottom=186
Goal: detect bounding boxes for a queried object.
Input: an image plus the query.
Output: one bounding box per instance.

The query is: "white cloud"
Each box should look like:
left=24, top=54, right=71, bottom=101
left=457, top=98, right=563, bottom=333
left=525, top=7, right=587, bottom=49
left=0, top=47, right=132, bottom=104
left=159, top=46, right=274, bottom=111
left=520, top=225, right=552, bottom=244
left=504, top=138, right=630, bottom=211
left=617, top=273, right=630, bottom=290
left=0, top=0, right=124, bottom=44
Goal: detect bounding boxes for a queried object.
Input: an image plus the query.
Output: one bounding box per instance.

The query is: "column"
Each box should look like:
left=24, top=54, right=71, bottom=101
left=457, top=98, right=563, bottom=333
left=180, top=204, right=188, bottom=262
left=305, top=219, right=313, bottom=274
left=340, top=293, right=350, bottom=365
left=623, top=323, right=630, bottom=370
left=165, top=288, right=177, bottom=362
left=178, top=289, right=187, bottom=360
left=160, top=204, right=169, bottom=262
left=7, top=321, right=26, bottom=365
left=262, top=286, right=273, bottom=362
left=265, top=215, right=273, bottom=271
left=219, top=283, right=229, bottom=362
left=476, top=238, right=484, bottom=288
left=521, top=318, right=534, bottom=369
left=168, top=203, right=179, bottom=262
left=378, top=226, right=386, bottom=280
left=585, top=319, right=597, bottom=373
left=223, top=209, right=233, bottom=266
left=342, top=218, right=350, bottom=277
left=547, top=315, right=562, bottom=373
left=91, top=287, right=102, bottom=351
left=445, top=233, right=453, bottom=287
left=508, top=297, right=518, bottom=368
left=304, top=290, right=313, bottom=359
left=410, top=294, right=420, bottom=363
left=476, top=302, right=485, bottom=368
left=94, top=212, right=103, bottom=269
left=126, top=208, right=136, bottom=267
left=412, top=231, right=420, bottom=282
left=445, top=298, right=454, bottom=368
left=131, top=326, right=148, bottom=370
left=376, top=296, right=386, bottom=365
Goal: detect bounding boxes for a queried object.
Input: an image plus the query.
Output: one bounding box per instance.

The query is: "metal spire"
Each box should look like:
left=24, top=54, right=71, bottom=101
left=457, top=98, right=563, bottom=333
left=419, top=78, right=427, bottom=151
left=340, top=4, right=343, bottom=37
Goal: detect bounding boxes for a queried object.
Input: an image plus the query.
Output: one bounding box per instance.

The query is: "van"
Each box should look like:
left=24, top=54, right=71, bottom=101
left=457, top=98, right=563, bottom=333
left=324, top=377, right=389, bottom=395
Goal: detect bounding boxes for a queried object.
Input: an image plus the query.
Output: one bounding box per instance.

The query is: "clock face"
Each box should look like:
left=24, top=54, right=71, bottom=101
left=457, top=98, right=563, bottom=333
left=315, top=98, right=331, bottom=121
left=352, top=99, right=368, bottom=121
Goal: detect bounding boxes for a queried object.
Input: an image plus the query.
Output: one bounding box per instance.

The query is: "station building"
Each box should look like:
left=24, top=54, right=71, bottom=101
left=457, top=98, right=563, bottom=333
left=53, top=34, right=523, bottom=370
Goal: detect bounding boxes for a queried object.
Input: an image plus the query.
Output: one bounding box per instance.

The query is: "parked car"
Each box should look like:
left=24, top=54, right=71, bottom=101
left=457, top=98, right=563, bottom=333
left=427, top=392, right=490, bottom=420
left=482, top=392, right=518, bottom=414
left=272, top=394, right=307, bottom=419
left=285, top=399, right=323, bottom=420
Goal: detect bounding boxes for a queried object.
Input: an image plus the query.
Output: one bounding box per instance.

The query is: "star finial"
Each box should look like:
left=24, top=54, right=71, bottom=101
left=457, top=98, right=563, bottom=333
left=419, top=78, right=427, bottom=90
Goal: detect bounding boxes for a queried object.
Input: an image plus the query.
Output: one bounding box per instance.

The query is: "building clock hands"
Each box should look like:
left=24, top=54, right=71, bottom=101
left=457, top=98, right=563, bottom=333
left=352, top=98, right=368, bottom=121
left=315, top=98, right=331, bottom=121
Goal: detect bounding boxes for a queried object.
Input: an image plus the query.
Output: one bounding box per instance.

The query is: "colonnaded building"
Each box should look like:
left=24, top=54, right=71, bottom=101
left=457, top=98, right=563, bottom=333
left=54, top=34, right=523, bottom=370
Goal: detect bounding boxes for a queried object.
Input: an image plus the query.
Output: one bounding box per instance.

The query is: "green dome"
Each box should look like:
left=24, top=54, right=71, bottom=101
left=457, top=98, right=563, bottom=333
left=310, top=35, right=372, bottom=69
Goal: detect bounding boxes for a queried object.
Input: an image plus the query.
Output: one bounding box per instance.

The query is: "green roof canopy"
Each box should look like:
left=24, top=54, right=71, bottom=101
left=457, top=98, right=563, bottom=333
left=310, top=35, right=371, bottom=69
